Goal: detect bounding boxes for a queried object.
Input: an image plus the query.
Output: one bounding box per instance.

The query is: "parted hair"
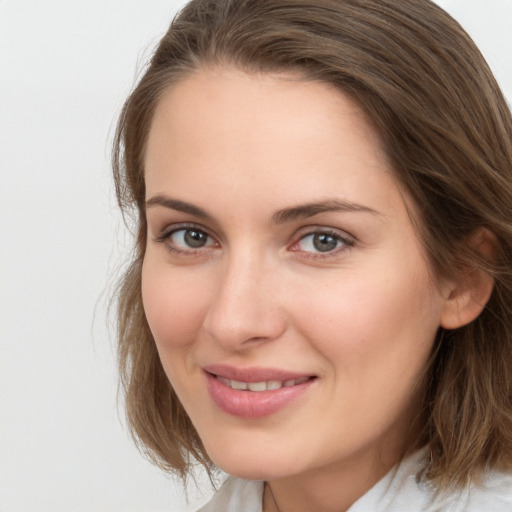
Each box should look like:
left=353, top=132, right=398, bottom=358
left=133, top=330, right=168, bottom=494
left=113, top=0, right=512, bottom=489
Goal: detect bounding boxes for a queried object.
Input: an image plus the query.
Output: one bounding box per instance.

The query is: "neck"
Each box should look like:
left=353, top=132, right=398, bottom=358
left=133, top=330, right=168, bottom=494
left=261, top=395, right=426, bottom=512
left=262, top=432, right=417, bottom=512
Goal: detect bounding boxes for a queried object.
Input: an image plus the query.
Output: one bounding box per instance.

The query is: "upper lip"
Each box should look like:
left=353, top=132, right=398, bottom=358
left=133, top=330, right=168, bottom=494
left=203, top=363, right=315, bottom=383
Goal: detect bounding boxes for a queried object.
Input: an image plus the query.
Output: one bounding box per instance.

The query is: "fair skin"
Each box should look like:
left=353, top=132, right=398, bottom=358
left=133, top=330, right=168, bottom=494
left=141, top=67, right=476, bottom=512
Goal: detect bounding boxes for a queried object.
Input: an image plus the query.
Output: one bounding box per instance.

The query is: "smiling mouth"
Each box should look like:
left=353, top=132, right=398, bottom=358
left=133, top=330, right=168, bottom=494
left=204, top=369, right=316, bottom=418
left=213, top=375, right=314, bottom=392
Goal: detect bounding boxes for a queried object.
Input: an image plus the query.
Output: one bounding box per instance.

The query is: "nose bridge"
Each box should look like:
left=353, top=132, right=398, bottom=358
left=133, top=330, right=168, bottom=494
left=203, top=244, right=286, bottom=348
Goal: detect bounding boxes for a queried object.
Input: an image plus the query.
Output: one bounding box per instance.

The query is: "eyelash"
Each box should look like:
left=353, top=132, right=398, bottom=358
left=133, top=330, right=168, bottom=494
left=290, top=228, right=354, bottom=260
left=154, top=223, right=218, bottom=257
left=154, top=224, right=354, bottom=260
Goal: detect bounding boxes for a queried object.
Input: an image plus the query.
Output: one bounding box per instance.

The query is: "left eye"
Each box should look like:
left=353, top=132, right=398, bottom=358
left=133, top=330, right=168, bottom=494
left=296, top=231, right=348, bottom=253
left=168, top=228, right=215, bottom=249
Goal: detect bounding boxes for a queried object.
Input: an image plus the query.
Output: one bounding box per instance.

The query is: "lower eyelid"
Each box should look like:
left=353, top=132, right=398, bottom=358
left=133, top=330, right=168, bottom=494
left=293, top=241, right=353, bottom=261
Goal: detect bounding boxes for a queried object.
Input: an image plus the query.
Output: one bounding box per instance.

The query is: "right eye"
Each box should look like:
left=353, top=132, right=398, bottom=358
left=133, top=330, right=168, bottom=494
left=171, top=228, right=213, bottom=248
left=156, top=226, right=218, bottom=255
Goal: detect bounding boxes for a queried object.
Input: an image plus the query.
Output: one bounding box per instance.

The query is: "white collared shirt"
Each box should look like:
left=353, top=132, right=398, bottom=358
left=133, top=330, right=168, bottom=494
left=196, top=449, right=512, bottom=511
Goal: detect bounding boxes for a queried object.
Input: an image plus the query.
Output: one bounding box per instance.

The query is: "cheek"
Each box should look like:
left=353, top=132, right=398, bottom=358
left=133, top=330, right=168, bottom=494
left=290, top=264, right=441, bottom=375
left=288, top=266, right=441, bottom=446
left=141, top=258, right=209, bottom=352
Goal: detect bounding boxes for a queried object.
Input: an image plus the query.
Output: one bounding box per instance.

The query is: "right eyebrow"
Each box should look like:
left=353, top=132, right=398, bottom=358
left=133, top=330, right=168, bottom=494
left=145, top=195, right=214, bottom=221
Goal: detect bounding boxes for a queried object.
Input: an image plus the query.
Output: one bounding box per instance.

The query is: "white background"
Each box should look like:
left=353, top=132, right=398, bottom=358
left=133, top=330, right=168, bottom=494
left=1, top=1, right=511, bottom=511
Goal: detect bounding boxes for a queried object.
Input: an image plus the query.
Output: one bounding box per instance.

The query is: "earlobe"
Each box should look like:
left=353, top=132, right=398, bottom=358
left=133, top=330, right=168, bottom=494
left=440, top=228, right=497, bottom=330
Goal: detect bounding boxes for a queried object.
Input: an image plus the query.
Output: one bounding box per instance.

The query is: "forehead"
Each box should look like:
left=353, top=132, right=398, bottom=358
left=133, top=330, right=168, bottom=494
left=144, top=67, right=405, bottom=219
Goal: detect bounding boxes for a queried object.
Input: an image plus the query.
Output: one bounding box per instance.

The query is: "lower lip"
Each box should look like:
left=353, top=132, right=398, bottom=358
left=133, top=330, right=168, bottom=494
left=205, top=372, right=314, bottom=419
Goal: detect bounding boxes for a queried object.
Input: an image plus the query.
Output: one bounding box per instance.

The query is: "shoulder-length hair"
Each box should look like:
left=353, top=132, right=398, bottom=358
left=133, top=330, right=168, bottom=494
left=113, top=0, right=512, bottom=490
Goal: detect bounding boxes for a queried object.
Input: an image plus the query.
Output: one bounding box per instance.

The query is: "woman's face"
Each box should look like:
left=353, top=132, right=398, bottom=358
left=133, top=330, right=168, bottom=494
left=142, top=68, right=450, bottom=481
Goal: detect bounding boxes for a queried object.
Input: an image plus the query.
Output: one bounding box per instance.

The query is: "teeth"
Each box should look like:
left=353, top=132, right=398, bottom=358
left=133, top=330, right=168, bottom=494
left=217, top=376, right=310, bottom=392
left=248, top=381, right=267, bottom=392
left=231, top=380, right=248, bottom=390
left=218, top=376, right=231, bottom=387
left=267, top=380, right=283, bottom=390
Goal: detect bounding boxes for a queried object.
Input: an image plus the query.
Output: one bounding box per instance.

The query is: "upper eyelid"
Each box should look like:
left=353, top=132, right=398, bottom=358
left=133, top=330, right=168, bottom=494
left=156, top=222, right=215, bottom=240
left=293, top=225, right=355, bottom=242
left=146, top=207, right=224, bottom=239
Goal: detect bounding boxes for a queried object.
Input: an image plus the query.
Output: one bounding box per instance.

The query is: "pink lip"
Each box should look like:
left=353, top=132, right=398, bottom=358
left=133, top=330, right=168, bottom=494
left=203, top=364, right=316, bottom=419
left=203, top=364, right=312, bottom=382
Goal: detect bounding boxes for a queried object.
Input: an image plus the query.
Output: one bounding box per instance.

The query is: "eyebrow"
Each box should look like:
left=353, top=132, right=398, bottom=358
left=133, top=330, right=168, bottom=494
left=145, top=194, right=379, bottom=224
left=271, top=199, right=380, bottom=224
left=146, top=195, right=214, bottom=221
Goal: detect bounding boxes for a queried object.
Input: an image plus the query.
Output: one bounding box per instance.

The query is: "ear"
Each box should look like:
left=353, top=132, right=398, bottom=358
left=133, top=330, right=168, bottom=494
left=440, top=228, right=497, bottom=330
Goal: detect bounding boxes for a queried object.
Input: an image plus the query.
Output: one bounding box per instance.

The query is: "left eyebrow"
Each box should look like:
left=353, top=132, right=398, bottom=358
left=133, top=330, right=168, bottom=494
left=271, top=199, right=380, bottom=224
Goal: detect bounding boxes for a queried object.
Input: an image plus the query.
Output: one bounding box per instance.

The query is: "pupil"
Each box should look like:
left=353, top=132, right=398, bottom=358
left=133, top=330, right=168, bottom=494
left=313, top=233, right=337, bottom=252
left=184, top=230, right=207, bottom=248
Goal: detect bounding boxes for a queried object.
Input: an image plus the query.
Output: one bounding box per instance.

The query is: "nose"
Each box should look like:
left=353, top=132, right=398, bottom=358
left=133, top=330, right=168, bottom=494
left=202, top=250, right=288, bottom=350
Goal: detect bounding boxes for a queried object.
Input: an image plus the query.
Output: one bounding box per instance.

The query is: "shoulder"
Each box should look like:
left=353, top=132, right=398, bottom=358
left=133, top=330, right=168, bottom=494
left=195, top=475, right=264, bottom=512
left=463, top=470, right=512, bottom=511
left=193, top=457, right=512, bottom=512
left=349, top=449, right=512, bottom=512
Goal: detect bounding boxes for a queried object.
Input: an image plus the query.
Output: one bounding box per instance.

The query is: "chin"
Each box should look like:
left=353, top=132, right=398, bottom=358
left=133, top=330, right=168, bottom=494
left=207, top=446, right=299, bottom=481
left=216, top=462, right=291, bottom=482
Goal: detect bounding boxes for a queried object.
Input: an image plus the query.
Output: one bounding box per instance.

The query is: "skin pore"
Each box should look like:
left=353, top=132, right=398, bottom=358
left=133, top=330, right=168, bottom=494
left=141, top=67, right=464, bottom=512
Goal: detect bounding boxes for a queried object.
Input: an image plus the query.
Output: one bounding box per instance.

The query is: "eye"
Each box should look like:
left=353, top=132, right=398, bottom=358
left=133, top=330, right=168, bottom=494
left=292, top=229, right=353, bottom=255
left=156, top=226, right=218, bottom=254
left=171, top=228, right=212, bottom=248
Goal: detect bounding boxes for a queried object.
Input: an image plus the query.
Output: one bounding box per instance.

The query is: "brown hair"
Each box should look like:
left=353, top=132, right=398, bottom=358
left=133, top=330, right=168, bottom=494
left=113, top=0, right=512, bottom=489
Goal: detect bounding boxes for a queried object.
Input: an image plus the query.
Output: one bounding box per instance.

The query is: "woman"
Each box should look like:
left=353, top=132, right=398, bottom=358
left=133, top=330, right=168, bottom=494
left=113, top=0, right=512, bottom=510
